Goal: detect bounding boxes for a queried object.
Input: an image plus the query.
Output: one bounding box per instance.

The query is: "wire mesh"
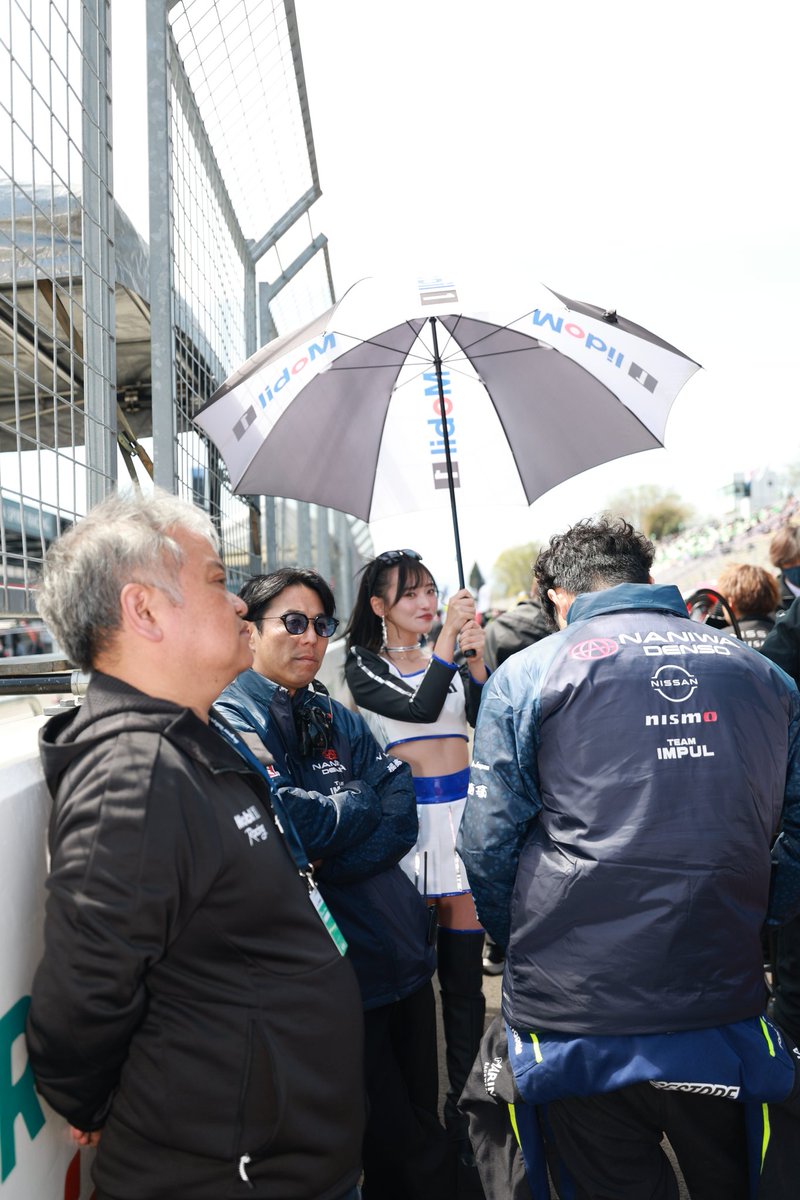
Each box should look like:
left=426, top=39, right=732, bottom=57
left=0, top=0, right=368, bottom=654
left=169, top=0, right=317, bottom=243
left=0, top=0, right=114, bottom=622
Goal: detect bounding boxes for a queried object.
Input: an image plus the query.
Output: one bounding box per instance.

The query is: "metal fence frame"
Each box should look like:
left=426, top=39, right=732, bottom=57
left=0, top=0, right=371, bottom=651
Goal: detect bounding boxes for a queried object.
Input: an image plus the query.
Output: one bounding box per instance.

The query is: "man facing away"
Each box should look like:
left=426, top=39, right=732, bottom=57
left=25, top=491, right=366, bottom=1200
left=458, top=517, right=800, bottom=1200
left=215, top=569, right=456, bottom=1200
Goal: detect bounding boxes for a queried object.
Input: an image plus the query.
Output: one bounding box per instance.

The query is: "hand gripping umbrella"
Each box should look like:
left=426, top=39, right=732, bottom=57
left=194, top=277, right=700, bottom=587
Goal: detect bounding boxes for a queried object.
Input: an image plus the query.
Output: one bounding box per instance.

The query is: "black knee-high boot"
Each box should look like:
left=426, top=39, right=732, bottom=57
left=436, top=928, right=486, bottom=1144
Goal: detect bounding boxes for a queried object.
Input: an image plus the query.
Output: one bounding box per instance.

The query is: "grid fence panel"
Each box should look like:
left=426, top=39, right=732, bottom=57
left=0, top=0, right=114, bottom=628
left=0, top=0, right=367, bottom=659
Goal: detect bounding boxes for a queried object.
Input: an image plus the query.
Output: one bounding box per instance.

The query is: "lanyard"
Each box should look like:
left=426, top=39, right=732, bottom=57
left=209, top=711, right=348, bottom=956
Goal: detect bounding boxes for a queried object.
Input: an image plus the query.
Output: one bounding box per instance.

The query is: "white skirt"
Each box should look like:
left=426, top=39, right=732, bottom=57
left=399, top=768, right=471, bottom=897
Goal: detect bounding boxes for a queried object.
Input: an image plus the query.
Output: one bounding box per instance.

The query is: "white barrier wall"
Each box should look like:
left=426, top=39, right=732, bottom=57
left=0, top=714, right=94, bottom=1199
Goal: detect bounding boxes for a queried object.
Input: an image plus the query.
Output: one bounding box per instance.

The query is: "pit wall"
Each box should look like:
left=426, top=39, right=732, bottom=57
left=0, top=712, right=95, bottom=1198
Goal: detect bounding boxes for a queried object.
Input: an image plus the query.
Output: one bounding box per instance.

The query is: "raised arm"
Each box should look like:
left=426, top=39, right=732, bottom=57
left=345, top=644, right=458, bottom=723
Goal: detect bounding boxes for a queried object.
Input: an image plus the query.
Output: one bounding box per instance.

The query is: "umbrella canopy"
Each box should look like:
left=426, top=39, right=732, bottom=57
left=195, top=277, right=700, bottom=579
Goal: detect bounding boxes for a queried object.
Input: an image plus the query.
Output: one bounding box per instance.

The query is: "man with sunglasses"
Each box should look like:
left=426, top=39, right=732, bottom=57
left=216, top=567, right=456, bottom=1200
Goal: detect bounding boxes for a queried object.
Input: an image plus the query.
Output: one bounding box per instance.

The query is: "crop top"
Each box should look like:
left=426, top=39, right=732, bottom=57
left=344, top=644, right=484, bottom=750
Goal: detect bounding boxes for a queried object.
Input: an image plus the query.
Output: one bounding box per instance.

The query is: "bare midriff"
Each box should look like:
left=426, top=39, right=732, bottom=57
left=389, top=734, right=469, bottom=778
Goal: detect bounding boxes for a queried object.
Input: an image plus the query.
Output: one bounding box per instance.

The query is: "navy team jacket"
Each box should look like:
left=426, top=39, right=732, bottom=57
left=458, top=583, right=800, bottom=1036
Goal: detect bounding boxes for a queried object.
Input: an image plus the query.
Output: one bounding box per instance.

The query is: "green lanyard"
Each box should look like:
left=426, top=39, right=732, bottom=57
left=209, top=712, right=348, bottom=956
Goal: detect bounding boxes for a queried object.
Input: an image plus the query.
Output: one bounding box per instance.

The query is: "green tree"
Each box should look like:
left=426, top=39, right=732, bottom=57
left=492, top=542, right=540, bottom=598
left=606, top=485, right=692, bottom=540
left=642, top=496, right=693, bottom=540
left=606, top=484, right=668, bottom=529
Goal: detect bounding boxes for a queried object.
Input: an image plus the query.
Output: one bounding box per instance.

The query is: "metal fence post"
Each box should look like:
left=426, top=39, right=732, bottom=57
left=82, top=0, right=117, bottom=505
left=146, top=0, right=177, bottom=491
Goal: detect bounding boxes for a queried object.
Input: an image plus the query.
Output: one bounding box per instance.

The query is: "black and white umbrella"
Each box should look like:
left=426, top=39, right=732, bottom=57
left=195, top=277, right=700, bottom=585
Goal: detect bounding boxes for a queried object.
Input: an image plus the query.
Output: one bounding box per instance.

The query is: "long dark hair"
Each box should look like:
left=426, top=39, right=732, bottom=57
left=345, top=551, right=438, bottom=653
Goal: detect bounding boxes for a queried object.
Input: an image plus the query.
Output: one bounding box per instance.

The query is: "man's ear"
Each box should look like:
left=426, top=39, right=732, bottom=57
left=119, top=582, right=164, bottom=643
left=246, top=620, right=259, bottom=651
left=547, top=587, right=573, bottom=628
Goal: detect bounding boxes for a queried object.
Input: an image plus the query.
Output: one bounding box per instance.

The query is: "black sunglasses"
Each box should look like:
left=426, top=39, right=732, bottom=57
left=259, top=612, right=339, bottom=638
left=375, top=549, right=423, bottom=566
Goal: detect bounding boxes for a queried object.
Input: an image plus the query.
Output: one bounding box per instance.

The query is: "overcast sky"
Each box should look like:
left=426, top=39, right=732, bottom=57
left=291, top=0, right=800, bottom=587
left=111, top=3, right=799, bottom=591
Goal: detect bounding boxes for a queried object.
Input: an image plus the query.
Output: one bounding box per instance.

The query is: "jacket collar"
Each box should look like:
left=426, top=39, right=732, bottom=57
left=231, top=668, right=329, bottom=714
left=40, top=673, right=274, bottom=802
left=567, top=583, right=688, bottom=625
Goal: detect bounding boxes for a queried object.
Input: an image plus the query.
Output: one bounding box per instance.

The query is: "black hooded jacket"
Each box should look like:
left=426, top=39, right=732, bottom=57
left=25, top=672, right=365, bottom=1200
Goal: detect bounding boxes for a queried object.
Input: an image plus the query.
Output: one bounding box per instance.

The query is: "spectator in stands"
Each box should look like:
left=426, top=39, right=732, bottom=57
left=769, top=524, right=800, bottom=610
left=717, top=562, right=781, bottom=651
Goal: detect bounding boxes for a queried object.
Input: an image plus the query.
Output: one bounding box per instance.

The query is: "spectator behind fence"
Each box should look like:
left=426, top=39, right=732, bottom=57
left=24, top=490, right=365, bottom=1200
left=769, top=523, right=800, bottom=610
left=216, top=568, right=456, bottom=1200
left=458, top=517, right=800, bottom=1200
left=717, top=561, right=781, bottom=651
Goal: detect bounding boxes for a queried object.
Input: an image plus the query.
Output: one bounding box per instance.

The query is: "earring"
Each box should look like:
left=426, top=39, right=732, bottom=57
left=380, top=616, right=389, bottom=649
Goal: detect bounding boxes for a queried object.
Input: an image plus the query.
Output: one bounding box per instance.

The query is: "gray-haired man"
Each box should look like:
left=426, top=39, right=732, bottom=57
left=25, top=489, right=365, bottom=1200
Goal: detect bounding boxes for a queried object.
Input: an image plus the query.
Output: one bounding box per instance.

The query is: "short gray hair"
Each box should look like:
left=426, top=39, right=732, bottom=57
left=37, top=488, right=219, bottom=669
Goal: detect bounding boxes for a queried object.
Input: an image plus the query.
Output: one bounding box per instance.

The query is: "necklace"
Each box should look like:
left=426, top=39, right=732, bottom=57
left=384, top=639, right=424, bottom=653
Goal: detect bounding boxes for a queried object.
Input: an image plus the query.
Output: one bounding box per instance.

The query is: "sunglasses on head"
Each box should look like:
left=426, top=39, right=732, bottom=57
left=375, top=549, right=423, bottom=567
left=259, top=612, right=339, bottom=638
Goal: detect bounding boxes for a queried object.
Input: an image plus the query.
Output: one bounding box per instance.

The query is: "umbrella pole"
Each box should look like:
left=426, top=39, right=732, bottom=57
left=429, top=317, right=466, bottom=589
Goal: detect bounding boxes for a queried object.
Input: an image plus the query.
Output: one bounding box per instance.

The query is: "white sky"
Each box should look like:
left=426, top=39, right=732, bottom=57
left=110, top=2, right=800, bottom=594
left=291, top=0, right=800, bottom=589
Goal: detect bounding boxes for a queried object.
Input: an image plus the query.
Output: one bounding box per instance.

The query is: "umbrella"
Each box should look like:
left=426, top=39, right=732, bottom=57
left=194, top=277, right=700, bottom=586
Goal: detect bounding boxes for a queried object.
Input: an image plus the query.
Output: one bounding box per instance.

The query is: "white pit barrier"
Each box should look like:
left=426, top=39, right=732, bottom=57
left=0, top=712, right=94, bottom=1199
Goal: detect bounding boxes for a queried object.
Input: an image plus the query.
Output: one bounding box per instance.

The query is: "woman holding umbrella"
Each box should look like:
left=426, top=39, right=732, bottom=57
left=345, top=550, right=487, bottom=1167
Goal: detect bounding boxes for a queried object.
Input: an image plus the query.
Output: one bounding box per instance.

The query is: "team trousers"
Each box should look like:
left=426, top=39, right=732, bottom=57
left=545, top=1082, right=748, bottom=1199
left=461, top=1015, right=800, bottom=1200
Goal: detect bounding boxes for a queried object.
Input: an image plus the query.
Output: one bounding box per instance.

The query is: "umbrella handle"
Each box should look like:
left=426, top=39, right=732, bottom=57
left=430, top=316, right=475, bottom=658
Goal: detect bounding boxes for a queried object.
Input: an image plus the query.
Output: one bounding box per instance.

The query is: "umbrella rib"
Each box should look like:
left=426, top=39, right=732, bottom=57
left=440, top=308, right=552, bottom=358
left=326, top=320, right=430, bottom=368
